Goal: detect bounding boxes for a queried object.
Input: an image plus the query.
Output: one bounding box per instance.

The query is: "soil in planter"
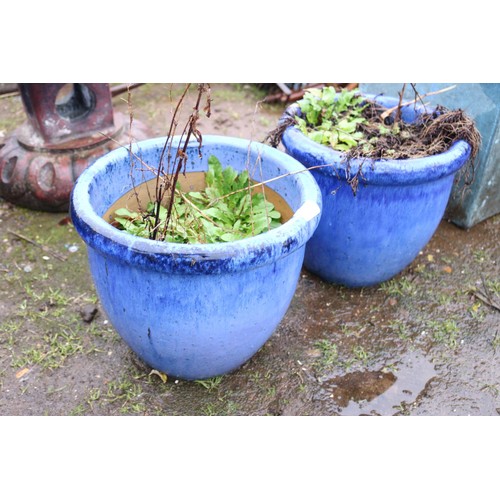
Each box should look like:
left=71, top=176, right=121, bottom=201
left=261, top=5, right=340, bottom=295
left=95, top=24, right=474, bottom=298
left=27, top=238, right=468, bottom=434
left=103, top=171, right=294, bottom=229
left=271, top=95, right=481, bottom=162
left=269, top=90, right=482, bottom=195
left=351, top=102, right=481, bottom=163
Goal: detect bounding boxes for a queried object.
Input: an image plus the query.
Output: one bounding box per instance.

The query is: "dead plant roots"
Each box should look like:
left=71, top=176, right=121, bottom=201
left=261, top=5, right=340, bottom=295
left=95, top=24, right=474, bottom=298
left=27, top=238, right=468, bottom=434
left=268, top=98, right=482, bottom=190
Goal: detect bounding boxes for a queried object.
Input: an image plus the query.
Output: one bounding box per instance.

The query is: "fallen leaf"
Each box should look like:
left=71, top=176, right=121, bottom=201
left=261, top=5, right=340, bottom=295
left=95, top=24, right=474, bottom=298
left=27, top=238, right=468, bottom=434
left=16, top=368, right=30, bottom=379
left=427, top=254, right=435, bottom=262
left=58, top=216, right=71, bottom=226
left=149, top=369, right=168, bottom=383
left=443, top=265, right=453, bottom=273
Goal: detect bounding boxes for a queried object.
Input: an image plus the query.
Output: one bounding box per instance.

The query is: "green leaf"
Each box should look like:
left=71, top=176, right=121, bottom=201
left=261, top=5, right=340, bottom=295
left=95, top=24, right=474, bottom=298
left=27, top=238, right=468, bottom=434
left=220, top=232, right=241, bottom=242
left=336, top=119, right=357, bottom=134
left=113, top=154, right=283, bottom=244
left=309, top=130, right=327, bottom=144
left=206, top=155, right=223, bottom=187
left=114, top=207, right=139, bottom=218
left=222, top=166, right=238, bottom=193
left=338, top=132, right=359, bottom=148
left=296, top=87, right=368, bottom=152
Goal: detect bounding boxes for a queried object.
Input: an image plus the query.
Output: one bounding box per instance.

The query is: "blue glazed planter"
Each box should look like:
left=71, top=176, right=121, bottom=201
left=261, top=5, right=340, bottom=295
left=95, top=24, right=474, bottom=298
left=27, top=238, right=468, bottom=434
left=70, top=135, right=321, bottom=380
left=281, top=94, right=472, bottom=287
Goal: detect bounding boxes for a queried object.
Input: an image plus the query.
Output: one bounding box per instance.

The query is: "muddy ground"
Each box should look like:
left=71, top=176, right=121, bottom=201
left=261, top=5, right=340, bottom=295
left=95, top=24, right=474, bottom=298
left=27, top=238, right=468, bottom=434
left=0, top=83, right=499, bottom=416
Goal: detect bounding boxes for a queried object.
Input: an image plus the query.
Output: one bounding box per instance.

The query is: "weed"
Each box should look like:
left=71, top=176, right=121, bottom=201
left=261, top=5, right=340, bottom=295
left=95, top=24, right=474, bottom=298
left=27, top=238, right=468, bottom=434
left=201, top=402, right=219, bottom=416
left=468, top=302, right=485, bottom=321
left=121, top=402, right=147, bottom=415
left=195, top=376, right=224, bottom=391
left=313, top=339, right=339, bottom=369
left=24, top=283, right=44, bottom=301
left=0, top=320, right=22, bottom=346
left=87, top=388, right=101, bottom=404
left=47, top=288, right=70, bottom=307
left=69, top=404, right=86, bottom=416
left=379, top=277, right=415, bottom=297
left=486, top=279, right=500, bottom=295
left=106, top=377, right=143, bottom=402
left=266, top=386, right=277, bottom=397
left=200, top=397, right=239, bottom=416
left=427, top=319, right=460, bottom=348
left=12, top=328, right=83, bottom=370
left=224, top=400, right=239, bottom=415
left=473, top=249, right=487, bottom=263
left=389, top=320, right=411, bottom=341
left=340, top=324, right=352, bottom=335
left=352, top=345, right=370, bottom=364
left=436, top=293, right=453, bottom=306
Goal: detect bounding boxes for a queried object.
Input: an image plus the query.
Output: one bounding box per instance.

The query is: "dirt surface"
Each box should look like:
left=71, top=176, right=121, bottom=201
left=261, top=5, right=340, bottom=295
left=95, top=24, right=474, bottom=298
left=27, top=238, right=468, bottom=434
left=1, top=83, right=499, bottom=416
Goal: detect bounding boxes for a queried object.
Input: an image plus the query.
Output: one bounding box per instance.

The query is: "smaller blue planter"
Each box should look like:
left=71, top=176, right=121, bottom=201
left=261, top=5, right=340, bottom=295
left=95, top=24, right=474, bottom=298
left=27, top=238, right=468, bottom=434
left=281, top=94, right=472, bottom=287
left=70, top=136, right=321, bottom=380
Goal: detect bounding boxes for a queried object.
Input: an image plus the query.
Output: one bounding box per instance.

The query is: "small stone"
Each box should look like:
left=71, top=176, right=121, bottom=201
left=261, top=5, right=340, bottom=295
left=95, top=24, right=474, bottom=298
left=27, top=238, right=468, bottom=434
left=80, top=304, right=98, bottom=323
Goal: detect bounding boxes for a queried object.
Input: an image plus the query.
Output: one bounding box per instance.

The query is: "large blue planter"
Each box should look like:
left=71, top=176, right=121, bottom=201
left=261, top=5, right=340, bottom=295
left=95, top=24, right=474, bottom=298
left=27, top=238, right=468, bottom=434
left=281, top=94, right=472, bottom=287
left=70, top=135, right=321, bottom=380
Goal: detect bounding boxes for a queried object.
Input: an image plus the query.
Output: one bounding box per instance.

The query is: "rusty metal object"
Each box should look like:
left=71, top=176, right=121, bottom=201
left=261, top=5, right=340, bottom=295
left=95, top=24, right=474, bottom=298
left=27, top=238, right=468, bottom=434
left=0, top=83, right=151, bottom=212
left=0, top=83, right=145, bottom=99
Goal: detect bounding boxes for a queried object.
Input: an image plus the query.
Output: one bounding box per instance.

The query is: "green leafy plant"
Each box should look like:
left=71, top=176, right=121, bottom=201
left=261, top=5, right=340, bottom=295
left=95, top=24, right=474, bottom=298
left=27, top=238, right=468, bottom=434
left=113, top=155, right=282, bottom=244
left=295, top=87, right=368, bottom=151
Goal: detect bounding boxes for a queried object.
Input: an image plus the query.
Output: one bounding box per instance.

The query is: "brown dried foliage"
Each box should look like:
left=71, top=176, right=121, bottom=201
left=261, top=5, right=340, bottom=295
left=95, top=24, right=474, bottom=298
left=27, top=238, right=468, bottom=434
left=348, top=101, right=481, bottom=163
left=267, top=94, right=482, bottom=195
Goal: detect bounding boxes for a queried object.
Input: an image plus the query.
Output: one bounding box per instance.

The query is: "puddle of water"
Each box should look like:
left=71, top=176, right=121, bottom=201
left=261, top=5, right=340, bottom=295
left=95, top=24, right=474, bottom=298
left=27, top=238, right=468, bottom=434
left=321, top=351, right=436, bottom=415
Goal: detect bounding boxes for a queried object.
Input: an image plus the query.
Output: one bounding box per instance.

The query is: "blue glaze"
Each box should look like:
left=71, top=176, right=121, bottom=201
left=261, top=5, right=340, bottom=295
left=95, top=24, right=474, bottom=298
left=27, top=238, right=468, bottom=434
left=70, top=135, right=321, bottom=379
left=281, top=94, right=472, bottom=287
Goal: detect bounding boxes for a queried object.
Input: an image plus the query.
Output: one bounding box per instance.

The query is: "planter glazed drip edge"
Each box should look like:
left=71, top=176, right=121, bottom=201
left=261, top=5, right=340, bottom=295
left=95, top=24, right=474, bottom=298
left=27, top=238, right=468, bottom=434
left=281, top=94, right=472, bottom=287
left=70, top=135, right=322, bottom=380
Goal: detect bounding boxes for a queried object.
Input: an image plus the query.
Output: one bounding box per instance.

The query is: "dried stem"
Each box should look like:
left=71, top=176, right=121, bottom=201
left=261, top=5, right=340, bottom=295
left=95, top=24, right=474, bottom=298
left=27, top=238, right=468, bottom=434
left=126, top=85, right=144, bottom=213
left=152, top=83, right=192, bottom=240
left=394, top=83, right=406, bottom=123
left=380, top=85, right=457, bottom=120
left=159, top=84, right=210, bottom=241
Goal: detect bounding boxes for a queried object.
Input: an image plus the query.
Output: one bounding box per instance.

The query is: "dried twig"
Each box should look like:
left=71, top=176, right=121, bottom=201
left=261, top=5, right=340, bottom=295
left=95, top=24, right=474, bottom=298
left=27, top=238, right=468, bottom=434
left=474, top=276, right=500, bottom=312
left=394, top=83, right=406, bottom=123
left=159, top=84, right=210, bottom=241
left=473, top=291, right=500, bottom=312
left=380, top=85, right=457, bottom=120
left=7, top=230, right=67, bottom=262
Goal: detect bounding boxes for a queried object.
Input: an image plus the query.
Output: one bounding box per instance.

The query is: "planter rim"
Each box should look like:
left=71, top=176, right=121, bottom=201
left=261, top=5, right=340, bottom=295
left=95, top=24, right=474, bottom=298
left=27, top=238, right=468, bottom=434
left=281, top=93, right=472, bottom=186
left=70, top=135, right=322, bottom=274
